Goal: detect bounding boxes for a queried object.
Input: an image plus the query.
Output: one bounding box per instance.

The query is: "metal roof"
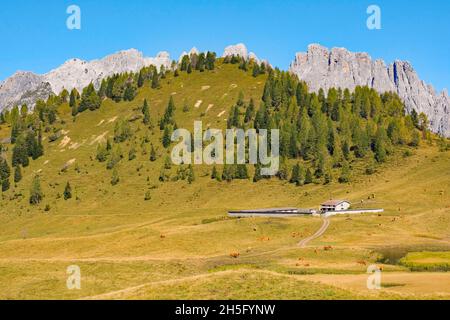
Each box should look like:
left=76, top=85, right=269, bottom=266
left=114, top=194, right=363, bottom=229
left=320, top=200, right=349, bottom=206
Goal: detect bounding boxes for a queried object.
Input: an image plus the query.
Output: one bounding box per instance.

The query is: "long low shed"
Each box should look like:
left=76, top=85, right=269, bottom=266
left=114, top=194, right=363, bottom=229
left=323, top=208, right=384, bottom=216
left=228, top=208, right=316, bottom=217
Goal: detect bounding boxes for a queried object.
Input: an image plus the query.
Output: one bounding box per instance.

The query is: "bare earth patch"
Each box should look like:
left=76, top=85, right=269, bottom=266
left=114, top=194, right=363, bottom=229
left=194, top=100, right=203, bottom=108
left=59, top=136, right=71, bottom=148
left=90, top=131, right=109, bottom=146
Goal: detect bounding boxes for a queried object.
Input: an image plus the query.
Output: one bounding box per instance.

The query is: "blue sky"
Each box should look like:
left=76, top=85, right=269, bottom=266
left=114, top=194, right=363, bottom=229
left=0, top=0, right=449, bottom=91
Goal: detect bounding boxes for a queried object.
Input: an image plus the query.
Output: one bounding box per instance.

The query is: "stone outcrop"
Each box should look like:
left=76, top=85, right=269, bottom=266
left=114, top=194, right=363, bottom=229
left=289, top=44, right=449, bottom=137
left=222, top=43, right=248, bottom=59
left=0, top=49, right=171, bottom=110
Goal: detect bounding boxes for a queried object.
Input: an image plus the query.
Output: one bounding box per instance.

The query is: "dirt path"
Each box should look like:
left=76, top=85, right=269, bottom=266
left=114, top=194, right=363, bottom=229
left=79, top=268, right=323, bottom=300
left=298, top=217, right=330, bottom=248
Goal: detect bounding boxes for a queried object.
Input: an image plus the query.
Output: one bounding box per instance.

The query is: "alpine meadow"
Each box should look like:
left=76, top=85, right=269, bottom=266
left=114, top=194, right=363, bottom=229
left=0, top=45, right=449, bottom=300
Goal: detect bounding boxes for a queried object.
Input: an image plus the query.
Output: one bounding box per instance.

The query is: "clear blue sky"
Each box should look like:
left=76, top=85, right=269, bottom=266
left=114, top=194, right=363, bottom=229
left=0, top=0, right=449, bottom=91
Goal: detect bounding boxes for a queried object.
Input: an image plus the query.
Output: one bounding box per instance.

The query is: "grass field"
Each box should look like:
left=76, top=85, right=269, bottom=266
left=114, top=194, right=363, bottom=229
left=0, top=63, right=449, bottom=299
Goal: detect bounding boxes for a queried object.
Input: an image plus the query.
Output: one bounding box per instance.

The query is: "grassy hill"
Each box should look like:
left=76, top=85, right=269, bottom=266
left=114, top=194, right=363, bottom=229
left=0, top=61, right=449, bottom=299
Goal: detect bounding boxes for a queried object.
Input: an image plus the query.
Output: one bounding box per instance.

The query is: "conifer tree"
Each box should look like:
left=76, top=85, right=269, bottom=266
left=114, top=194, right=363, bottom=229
left=244, top=98, right=255, bottom=123
left=236, top=164, right=249, bottom=179
left=69, top=88, right=79, bottom=109
left=78, top=83, right=101, bottom=112
left=64, top=182, right=72, bottom=200
left=142, top=99, right=151, bottom=125
left=374, top=126, right=388, bottom=162
left=276, top=158, right=289, bottom=180
left=111, top=168, right=120, bottom=186
left=187, top=165, right=195, bottom=184
left=211, top=166, right=218, bottom=180
left=128, top=146, right=136, bottom=161
left=151, top=70, right=160, bottom=89
left=96, top=143, right=109, bottom=162
left=149, top=144, right=157, bottom=162
left=180, top=55, right=190, bottom=71
left=252, top=63, right=260, bottom=77
left=12, top=138, right=29, bottom=167
left=162, top=126, right=172, bottom=148
left=290, top=163, right=300, bottom=185
left=304, top=168, right=313, bottom=184
left=14, top=165, right=22, bottom=183
left=253, top=164, right=262, bottom=182
left=137, top=70, right=145, bottom=87
left=29, top=175, right=43, bottom=205
left=0, top=157, right=11, bottom=191
left=1, top=179, right=10, bottom=192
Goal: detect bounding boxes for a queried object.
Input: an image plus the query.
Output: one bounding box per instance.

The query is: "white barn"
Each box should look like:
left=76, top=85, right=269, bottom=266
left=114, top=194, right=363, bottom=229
left=320, top=200, right=351, bottom=212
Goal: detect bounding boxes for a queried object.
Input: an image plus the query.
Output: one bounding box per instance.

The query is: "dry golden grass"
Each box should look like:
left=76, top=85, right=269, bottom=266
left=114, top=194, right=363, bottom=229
left=0, top=63, right=449, bottom=299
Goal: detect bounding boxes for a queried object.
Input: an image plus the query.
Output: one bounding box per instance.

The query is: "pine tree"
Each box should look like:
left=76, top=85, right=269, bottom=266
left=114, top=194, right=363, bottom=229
left=137, top=70, right=145, bottom=87
left=111, top=169, right=120, bottom=186
left=128, top=146, right=136, bottom=161
left=12, top=138, right=29, bottom=167
left=151, top=70, right=159, bottom=89
left=142, top=99, right=151, bottom=125
left=236, top=164, right=249, bottom=179
left=69, top=88, right=79, bottom=109
left=304, top=168, right=313, bottom=184
left=14, top=165, right=22, bottom=183
left=374, top=127, right=387, bottom=163
left=1, top=179, right=10, bottom=192
left=253, top=164, right=262, bottom=182
left=290, top=163, right=300, bottom=185
left=276, top=158, right=289, bottom=180
left=162, top=126, right=172, bottom=148
left=211, top=166, right=218, bottom=180
left=244, top=98, right=255, bottom=123
left=78, top=83, right=101, bottom=112
left=187, top=165, right=195, bottom=184
left=64, top=182, right=72, bottom=200
left=29, top=175, right=43, bottom=205
left=149, top=144, right=157, bottom=162
left=252, top=63, right=260, bottom=77
left=0, top=157, right=11, bottom=182
left=123, top=83, right=136, bottom=101
left=96, top=143, right=109, bottom=162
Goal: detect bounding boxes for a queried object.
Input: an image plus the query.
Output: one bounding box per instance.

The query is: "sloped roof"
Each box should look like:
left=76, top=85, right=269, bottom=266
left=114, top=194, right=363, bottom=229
left=321, top=200, right=349, bottom=206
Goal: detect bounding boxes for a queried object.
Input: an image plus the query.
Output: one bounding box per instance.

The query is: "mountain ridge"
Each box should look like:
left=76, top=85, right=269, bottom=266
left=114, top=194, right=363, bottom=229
left=289, top=43, right=450, bottom=137
left=0, top=43, right=449, bottom=137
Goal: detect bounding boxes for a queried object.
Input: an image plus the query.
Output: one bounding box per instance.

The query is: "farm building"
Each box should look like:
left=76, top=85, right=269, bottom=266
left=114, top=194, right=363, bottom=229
left=320, top=200, right=351, bottom=212
left=228, top=208, right=316, bottom=217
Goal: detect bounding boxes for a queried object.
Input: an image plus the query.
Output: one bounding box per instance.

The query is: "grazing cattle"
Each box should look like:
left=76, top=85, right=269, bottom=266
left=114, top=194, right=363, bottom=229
left=160, top=234, right=166, bottom=239
left=229, top=252, right=240, bottom=258
left=357, top=260, right=367, bottom=266
left=323, top=246, right=333, bottom=251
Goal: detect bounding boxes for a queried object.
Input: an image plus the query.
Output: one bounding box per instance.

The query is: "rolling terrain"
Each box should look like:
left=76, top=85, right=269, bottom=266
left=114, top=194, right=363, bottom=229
left=0, top=61, right=449, bottom=300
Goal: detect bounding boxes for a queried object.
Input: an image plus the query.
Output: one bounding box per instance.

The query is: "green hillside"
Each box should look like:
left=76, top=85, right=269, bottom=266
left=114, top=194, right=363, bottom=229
left=0, top=58, right=449, bottom=300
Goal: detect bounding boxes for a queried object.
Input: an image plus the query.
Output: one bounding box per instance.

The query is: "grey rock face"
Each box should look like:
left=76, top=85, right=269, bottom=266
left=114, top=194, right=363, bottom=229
left=0, top=71, right=44, bottom=109
left=0, top=49, right=171, bottom=111
left=290, top=44, right=450, bottom=137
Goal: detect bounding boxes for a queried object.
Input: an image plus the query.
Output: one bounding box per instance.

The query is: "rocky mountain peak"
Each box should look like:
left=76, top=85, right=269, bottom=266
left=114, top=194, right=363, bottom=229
left=0, top=49, right=172, bottom=110
left=222, top=43, right=248, bottom=59
left=290, top=44, right=449, bottom=137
